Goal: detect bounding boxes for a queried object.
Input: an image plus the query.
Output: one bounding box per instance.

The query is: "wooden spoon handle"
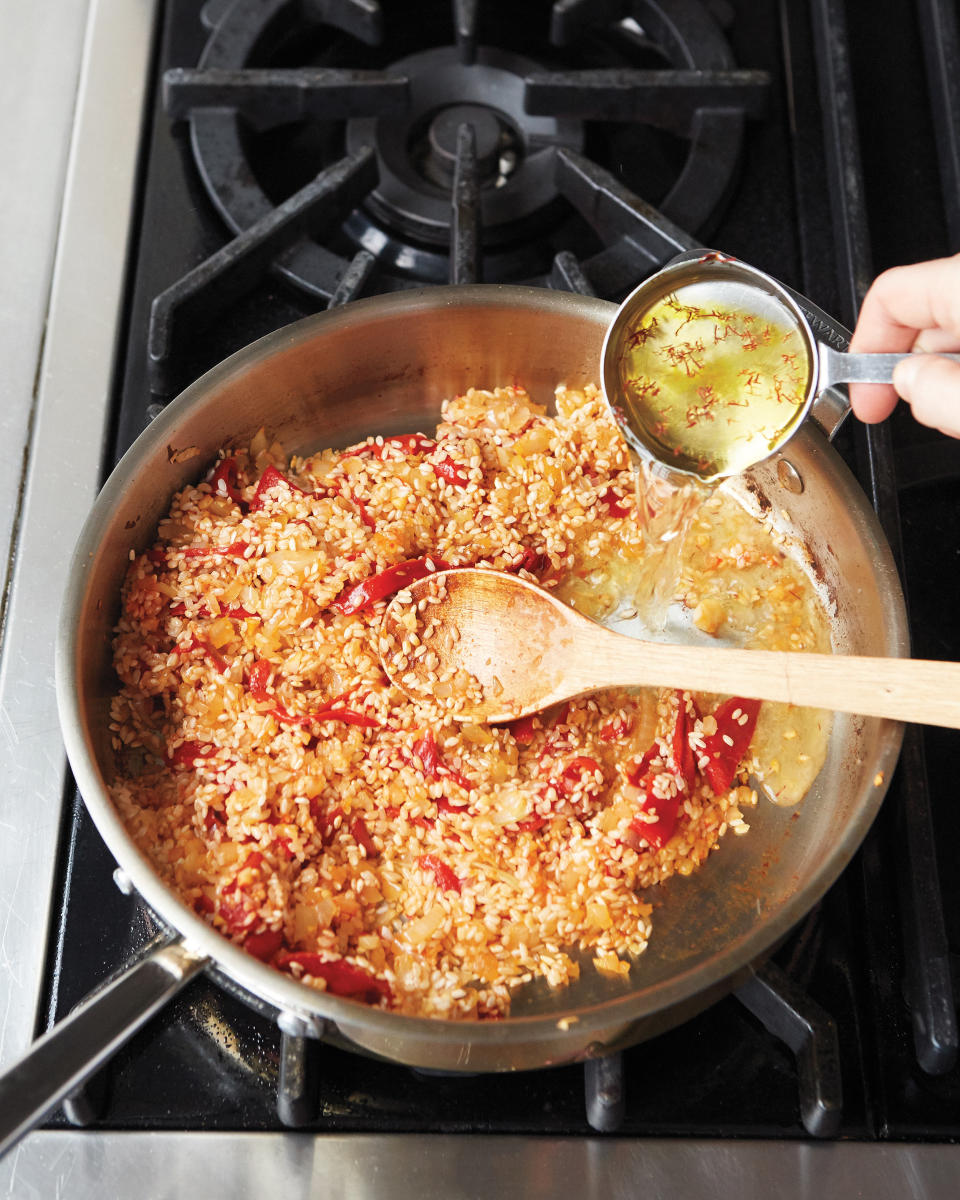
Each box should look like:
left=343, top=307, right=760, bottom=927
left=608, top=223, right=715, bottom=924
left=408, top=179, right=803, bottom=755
left=566, top=632, right=960, bottom=729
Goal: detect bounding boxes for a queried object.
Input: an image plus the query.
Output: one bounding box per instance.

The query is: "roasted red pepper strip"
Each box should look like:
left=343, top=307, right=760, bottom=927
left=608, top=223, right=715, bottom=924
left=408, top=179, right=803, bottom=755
left=170, top=601, right=253, bottom=619
left=600, top=714, right=633, bottom=742
left=343, top=435, right=468, bottom=494
left=186, top=635, right=229, bottom=675
left=249, top=465, right=308, bottom=512
left=672, top=691, right=699, bottom=791
left=247, top=665, right=376, bottom=727
left=314, top=707, right=380, bottom=728
left=341, top=433, right=437, bottom=460
left=324, top=684, right=362, bottom=707
left=168, top=740, right=218, bottom=768
left=413, top=729, right=472, bottom=790
left=624, top=696, right=708, bottom=848
left=271, top=705, right=350, bottom=727
left=276, top=952, right=391, bottom=1002
left=269, top=704, right=378, bottom=729
left=332, top=556, right=449, bottom=616
left=418, top=853, right=462, bottom=893
left=312, top=802, right=343, bottom=845
left=435, top=796, right=468, bottom=816
left=384, top=433, right=437, bottom=456
left=507, top=547, right=547, bottom=575
left=598, top=486, right=631, bottom=517
left=443, top=765, right=473, bottom=791
left=350, top=815, right=378, bottom=857
left=624, top=755, right=678, bottom=845
left=701, top=697, right=761, bottom=794
left=625, top=749, right=683, bottom=848
left=218, top=894, right=253, bottom=934
left=507, top=714, right=537, bottom=745
left=625, top=746, right=657, bottom=788
left=352, top=496, right=376, bottom=530
left=414, top=729, right=441, bottom=776
left=629, top=792, right=683, bottom=850
left=244, top=929, right=283, bottom=962
left=328, top=477, right=378, bottom=531
left=224, top=605, right=254, bottom=618
left=558, top=755, right=602, bottom=796
left=274, top=834, right=294, bottom=861
left=386, top=802, right=461, bottom=843
left=210, top=457, right=247, bottom=508
left=178, top=541, right=249, bottom=559
left=432, top=457, right=469, bottom=487
left=246, top=658, right=272, bottom=700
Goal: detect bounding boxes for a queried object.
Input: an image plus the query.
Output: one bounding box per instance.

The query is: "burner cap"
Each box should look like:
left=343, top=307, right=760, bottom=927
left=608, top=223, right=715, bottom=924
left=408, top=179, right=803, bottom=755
left=424, top=103, right=505, bottom=186
left=345, top=46, right=583, bottom=246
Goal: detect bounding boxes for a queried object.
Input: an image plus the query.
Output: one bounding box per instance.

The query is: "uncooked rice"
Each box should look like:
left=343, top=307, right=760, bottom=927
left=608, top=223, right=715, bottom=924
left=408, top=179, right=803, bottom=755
left=109, top=383, right=823, bottom=1019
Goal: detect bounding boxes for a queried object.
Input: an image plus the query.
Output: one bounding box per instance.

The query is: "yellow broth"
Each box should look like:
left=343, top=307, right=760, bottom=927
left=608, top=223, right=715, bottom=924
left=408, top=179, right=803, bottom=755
left=614, top=279, right=811, bottom=479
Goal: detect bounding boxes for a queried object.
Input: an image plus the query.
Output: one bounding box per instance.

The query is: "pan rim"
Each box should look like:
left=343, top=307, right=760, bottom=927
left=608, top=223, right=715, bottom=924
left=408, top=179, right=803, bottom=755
left=55, top=283, right=907, bottom=1052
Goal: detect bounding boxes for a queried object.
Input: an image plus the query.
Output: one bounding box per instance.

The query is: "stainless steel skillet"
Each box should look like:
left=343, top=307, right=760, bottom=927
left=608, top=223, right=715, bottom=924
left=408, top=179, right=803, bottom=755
left=0, top=283, right=907, bottom=1155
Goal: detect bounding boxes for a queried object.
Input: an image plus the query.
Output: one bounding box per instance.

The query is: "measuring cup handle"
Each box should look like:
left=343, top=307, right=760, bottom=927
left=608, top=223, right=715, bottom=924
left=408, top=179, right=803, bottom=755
left=787, top=295, right=850, bottom=441
left=820, top=345, right=960, bottom=387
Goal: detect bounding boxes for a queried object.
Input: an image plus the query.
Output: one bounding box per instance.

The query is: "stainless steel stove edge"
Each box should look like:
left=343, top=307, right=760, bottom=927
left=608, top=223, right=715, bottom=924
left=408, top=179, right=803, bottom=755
left=1, top=1133, right=957, bottom=1200
left=0, top=0, right=158, bottom=1068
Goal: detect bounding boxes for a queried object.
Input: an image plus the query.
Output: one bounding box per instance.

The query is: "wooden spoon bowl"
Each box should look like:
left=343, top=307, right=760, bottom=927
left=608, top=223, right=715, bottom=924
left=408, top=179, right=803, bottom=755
left=380, top=568, right=960, bottom=729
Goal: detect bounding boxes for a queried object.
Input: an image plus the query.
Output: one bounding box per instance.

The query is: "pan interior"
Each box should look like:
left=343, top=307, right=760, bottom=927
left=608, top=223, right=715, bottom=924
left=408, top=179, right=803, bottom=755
left=61, top=286, right=905, bottom=1056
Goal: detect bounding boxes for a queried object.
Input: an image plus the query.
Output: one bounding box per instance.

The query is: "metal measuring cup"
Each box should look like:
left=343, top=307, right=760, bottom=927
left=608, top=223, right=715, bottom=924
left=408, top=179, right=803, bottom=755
left=601, top=251, right=951, bottom=482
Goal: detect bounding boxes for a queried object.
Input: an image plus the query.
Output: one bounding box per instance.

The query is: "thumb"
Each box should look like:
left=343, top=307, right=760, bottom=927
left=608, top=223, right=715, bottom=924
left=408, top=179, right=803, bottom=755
left=892, top=354, right=960, bottom=437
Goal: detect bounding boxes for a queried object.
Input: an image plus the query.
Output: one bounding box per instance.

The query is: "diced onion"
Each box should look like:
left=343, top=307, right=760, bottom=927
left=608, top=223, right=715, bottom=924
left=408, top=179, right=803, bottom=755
left=405, top=904, right=446, bottom=945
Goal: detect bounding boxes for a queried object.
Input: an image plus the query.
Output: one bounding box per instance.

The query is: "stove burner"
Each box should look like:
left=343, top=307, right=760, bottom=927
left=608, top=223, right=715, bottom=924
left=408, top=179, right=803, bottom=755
left=170, top=0, right=767, bottom=299
left=424, top=103, right=506, bottom=186
left=343, top=45, right=582, bottom=248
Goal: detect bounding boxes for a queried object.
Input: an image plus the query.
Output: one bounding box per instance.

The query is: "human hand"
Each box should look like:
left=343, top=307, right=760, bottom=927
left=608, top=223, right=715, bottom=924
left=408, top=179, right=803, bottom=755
left=848, top=253, right=960, bottom=437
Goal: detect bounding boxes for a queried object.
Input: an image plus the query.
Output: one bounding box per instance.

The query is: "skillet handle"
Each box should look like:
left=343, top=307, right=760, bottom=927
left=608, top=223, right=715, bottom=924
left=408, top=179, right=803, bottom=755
left=0, top=938, right=207, bottom=1159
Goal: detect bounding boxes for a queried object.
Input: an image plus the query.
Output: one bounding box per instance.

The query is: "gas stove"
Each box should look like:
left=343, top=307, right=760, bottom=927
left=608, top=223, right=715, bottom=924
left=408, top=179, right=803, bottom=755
left=2, top=0, right=960, bottom=1193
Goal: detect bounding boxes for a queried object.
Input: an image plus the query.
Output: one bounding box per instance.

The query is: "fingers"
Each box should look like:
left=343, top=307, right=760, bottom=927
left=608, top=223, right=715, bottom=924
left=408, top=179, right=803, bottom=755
left=848, top=380, right=899, bottom=424
left=892, top=354, right=960, bottom=438
left=849, top=254, right=960, bottom=354
left=848, top=253, right=960, bottom=427
left=912, top=327, right=960, bottom=355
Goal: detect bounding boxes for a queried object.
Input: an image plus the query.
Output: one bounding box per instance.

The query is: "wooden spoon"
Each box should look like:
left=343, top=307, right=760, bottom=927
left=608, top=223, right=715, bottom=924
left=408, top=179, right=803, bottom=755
left=380, top=567, right=960, bottom=728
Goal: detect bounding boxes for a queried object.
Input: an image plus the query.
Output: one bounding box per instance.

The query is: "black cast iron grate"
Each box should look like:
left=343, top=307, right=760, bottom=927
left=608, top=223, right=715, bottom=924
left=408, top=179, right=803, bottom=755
left=804, top=0, right=959, bottom=1080
left=147, top=0, right=768, bottom=394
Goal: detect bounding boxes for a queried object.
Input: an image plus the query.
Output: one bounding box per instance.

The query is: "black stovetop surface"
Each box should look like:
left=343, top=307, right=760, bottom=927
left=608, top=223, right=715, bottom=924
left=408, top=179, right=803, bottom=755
left=42, top=0, right=960, bottom=1140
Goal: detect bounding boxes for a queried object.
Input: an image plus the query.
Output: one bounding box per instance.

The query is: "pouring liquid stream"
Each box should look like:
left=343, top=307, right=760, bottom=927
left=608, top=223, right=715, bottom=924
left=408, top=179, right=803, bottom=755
left=624, top=451, right=706, bottom=634
left=565, top=286, right=837, bottom=800
left=595, top=275, right=815, bottom=634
